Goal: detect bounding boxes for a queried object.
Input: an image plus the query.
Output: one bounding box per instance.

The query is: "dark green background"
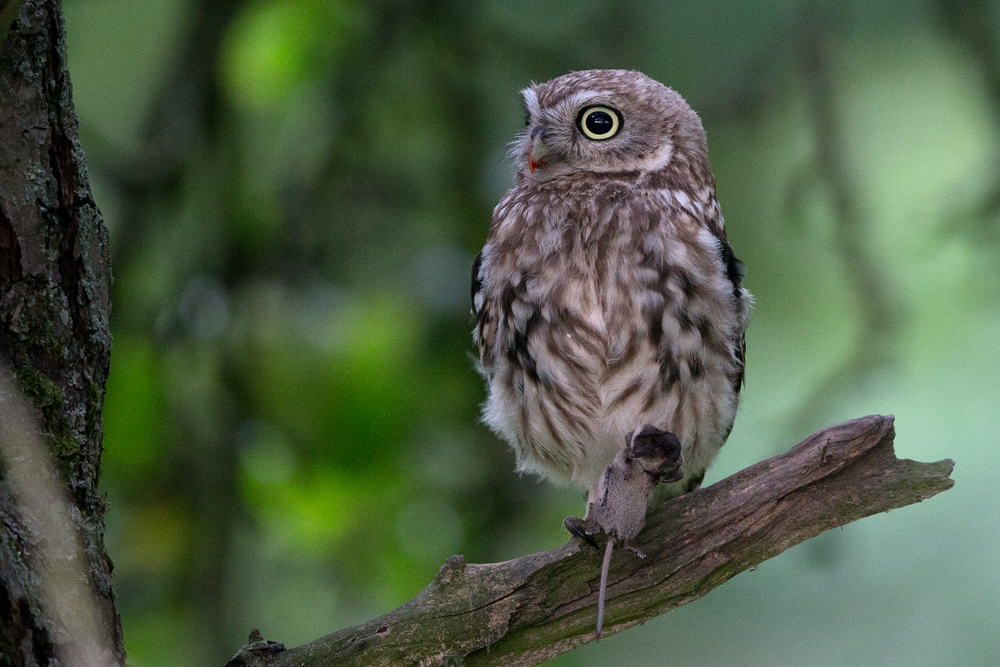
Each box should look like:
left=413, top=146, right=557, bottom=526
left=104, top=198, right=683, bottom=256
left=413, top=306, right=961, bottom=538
left=61, top=0, right=1000, bottom=665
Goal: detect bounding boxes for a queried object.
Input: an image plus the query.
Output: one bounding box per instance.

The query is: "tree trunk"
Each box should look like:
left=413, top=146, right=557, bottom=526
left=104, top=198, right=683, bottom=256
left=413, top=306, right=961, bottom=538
left=0, top=1, right=123, bottom=665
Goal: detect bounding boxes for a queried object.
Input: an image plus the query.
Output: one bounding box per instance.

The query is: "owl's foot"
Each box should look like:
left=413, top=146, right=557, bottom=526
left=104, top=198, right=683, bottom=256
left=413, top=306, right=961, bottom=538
left=564, top=516, right=598, bottom=548
left=627, top=424, right=684, bottom=484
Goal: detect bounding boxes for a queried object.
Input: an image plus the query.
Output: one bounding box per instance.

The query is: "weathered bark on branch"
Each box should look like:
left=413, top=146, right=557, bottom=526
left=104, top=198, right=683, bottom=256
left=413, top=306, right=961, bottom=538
left=237, top=415, right=953, bottom=667
left=0, top=1, right=122, bottom=664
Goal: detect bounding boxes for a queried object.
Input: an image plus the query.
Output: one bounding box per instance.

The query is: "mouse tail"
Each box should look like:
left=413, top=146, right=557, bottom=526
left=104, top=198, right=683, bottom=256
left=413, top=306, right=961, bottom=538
left=596, top=538, right=615, bottom=640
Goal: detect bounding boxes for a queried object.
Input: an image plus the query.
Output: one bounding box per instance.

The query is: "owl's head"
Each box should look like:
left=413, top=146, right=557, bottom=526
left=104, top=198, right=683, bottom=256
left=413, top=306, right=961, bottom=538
left=514, top=69, right=709, bottom=182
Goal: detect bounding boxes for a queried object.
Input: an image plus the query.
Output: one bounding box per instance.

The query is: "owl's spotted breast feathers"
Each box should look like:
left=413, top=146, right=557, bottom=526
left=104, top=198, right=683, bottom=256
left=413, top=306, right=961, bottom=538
left=475, top=178, right=746, bottom=489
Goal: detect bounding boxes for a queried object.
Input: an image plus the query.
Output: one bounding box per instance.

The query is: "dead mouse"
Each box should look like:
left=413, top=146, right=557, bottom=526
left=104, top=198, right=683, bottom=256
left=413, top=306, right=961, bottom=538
left=588, top=424, right=683, bottom=639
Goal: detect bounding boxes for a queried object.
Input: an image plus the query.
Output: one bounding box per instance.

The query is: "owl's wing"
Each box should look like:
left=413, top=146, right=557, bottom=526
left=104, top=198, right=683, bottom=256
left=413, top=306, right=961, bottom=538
left=471, top=252, right=495, bottom=373
left=712, top=233, right=748, bottom=393
left=471, top=251, right=483, bottom=313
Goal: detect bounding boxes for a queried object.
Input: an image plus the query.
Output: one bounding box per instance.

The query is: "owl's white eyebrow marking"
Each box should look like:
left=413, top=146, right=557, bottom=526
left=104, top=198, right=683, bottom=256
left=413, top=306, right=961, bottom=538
left=557, top=90, right=609, bottom=112
left=528, top=89, right=611, bottom=116
left=521, top=88, right=541, bottom=116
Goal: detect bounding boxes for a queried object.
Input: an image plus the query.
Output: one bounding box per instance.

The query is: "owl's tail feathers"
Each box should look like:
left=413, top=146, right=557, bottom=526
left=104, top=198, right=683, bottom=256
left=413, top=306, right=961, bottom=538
left=596, top=538, right=615, bottom=640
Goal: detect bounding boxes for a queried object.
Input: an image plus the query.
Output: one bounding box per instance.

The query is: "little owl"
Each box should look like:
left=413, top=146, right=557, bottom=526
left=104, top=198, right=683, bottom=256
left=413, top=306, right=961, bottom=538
left=472, top=69, right=750, bottom=538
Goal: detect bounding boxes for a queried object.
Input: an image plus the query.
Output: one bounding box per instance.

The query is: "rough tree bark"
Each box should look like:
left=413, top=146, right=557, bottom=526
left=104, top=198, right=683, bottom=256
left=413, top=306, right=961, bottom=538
left=0, top=1, right=123, bottom=665
left=227, top=415, right=953, bottom=667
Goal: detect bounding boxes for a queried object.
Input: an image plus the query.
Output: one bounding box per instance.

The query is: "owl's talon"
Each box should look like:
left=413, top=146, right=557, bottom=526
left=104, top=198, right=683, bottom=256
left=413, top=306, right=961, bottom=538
left=651, top=459, right=684, bottom=484
left=564, top=516, right=598, bottom=547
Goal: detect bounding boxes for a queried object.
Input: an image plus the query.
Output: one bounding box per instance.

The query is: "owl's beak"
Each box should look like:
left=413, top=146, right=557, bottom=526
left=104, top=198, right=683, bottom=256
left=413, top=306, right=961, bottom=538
left=528, top=126, right=550, bottom=173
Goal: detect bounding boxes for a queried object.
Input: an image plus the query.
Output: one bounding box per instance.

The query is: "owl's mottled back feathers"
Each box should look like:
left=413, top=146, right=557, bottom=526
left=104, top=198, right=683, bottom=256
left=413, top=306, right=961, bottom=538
left=473, top=70, right=750, bottom=504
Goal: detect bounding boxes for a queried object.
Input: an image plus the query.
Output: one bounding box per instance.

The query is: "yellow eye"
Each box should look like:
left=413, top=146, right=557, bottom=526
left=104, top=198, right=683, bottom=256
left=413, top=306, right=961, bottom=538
left=578, top=106, right=621, bottom=140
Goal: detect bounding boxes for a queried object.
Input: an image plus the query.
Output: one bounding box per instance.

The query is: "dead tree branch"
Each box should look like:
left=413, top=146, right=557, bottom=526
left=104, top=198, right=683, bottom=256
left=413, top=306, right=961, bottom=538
left=229, top=415, right=953, bottom=667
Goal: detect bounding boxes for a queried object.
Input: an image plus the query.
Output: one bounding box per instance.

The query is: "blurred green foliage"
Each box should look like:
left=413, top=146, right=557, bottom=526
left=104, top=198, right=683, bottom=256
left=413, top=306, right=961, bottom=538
left=62, top=0, right=1000, bottom=665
